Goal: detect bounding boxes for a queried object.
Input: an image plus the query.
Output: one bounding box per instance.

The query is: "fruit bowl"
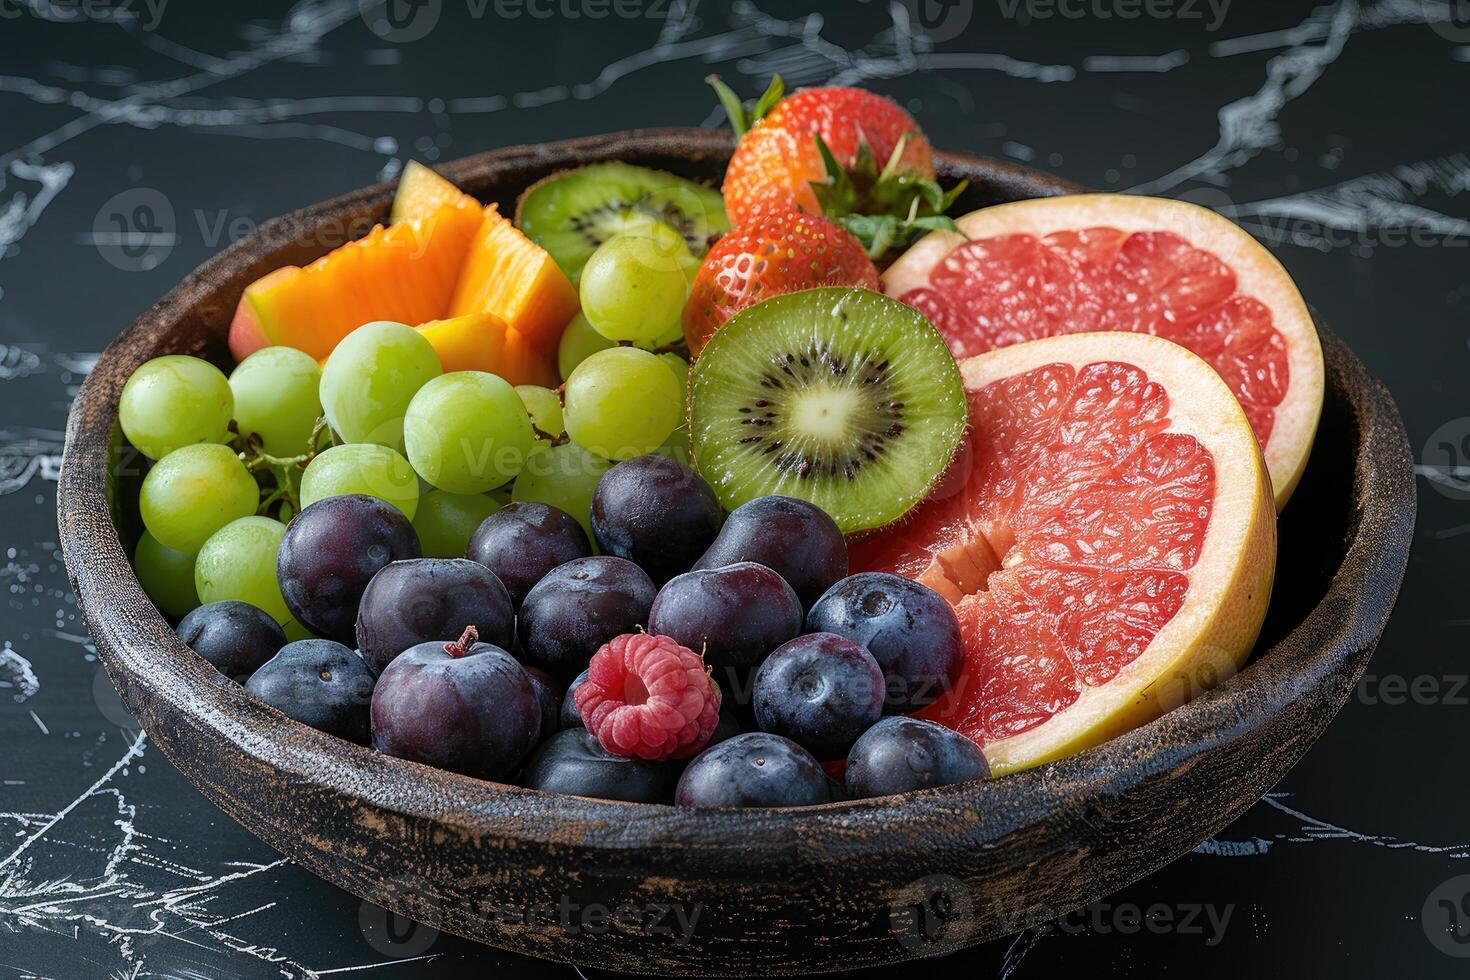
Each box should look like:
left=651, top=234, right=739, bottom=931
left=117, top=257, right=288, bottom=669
left=58, top=129, right=1415, bottom=976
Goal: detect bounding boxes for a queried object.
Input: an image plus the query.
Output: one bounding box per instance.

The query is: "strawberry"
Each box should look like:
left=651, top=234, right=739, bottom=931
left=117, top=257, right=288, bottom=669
left=711, top=75, right=965, bottom=256
left=682, top=209, right=880, bottom=355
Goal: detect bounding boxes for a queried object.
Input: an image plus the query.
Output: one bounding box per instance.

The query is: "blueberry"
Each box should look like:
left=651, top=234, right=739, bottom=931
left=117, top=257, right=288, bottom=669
left=244, top=639, right=376, bottom=743
left=560, top=669, right=589, bottom=729
left=647, top=562, right=802, bottom=689
left=177, top=600, right=285, bottom=680
left=467, top=502, right=591, bottom=607
left=356, top=558, right=514, bottom=673
left=694, top=496, right=847, bottom=608
left=752, top=633, right=884, bottom=758
left=521, top=729, right=677, bottom=804
left=676, top=732, right=831, bottom=808
left=522, top=666, right=563, bottom=743
left=591, top=455, right=722, bottom=584
left=371, top=639, right=541, bottom=780
left=844, top=717, right=989, bottom=798
left=517, top=556, right=656, bottom=681
left=806, top=572, right=962, bottom=712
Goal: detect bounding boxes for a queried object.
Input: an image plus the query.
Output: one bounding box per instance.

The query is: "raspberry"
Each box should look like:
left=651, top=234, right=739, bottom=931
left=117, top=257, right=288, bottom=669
left=575, top=633, right=721, bottom=762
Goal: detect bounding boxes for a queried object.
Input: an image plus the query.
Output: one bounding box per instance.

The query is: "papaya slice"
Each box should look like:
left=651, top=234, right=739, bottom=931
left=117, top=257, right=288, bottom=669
left=448, top=203, right=580, bottom=352
left=390, top=160, right=478, bottom=225
left=414, top=313, right=559, bottom=387
left=228, top=201, right=481, bottom=363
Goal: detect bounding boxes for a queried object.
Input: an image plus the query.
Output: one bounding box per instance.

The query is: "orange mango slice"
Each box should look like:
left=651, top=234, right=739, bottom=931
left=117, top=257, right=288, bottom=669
left=228, top=201, right=481, bottom=363
left=414, top=313, right=559, bottom=388
left=448, top=203, right=580, bottom=352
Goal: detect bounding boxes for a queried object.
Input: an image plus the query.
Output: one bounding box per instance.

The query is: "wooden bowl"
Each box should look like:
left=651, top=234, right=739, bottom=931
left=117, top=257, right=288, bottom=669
left=58, top=129, right=1416, bottom=976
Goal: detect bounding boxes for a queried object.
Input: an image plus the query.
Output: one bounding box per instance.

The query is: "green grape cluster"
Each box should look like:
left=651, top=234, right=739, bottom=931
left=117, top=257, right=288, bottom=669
left=121, top=267, right=698, bottom=623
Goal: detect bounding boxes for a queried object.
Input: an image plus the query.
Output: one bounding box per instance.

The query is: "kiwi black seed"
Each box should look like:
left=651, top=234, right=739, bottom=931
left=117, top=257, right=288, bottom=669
left=689, top=287, right=967, bottom=534
left=515, top=162, right=729, bottom=284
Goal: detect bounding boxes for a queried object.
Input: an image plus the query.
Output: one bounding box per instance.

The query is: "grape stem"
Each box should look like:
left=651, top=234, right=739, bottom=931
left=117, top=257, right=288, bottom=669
left=616, top=338, right=689, bottom=358
left=530, top=423, right=570, bottom=447
left=444, top=625, right=479, bottom=658
left=237, top=415, right=333, bottom=519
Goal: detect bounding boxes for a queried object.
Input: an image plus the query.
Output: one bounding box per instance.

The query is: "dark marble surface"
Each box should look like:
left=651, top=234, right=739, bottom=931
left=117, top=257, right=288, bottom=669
left=1, top=1, right=1467, bottom=976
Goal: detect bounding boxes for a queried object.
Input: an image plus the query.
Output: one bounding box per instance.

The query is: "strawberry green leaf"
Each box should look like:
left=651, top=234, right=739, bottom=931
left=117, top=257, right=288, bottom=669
left=809, top=133, right=858, bottom=217
left=749, top=75, right=785, bottom=125
left=706, top=75, right=749, bottom=137
left=707, top=74, right=785, bottom=138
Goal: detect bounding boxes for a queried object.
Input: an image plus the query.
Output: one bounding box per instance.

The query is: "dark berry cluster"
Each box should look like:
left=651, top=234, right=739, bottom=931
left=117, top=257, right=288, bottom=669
left=177, top=455, right=988, bottom=806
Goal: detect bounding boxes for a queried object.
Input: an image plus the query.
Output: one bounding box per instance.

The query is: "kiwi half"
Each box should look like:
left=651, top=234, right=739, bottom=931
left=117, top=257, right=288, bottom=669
left=515, top=162, right=729, bottom=284
left=690, top=287, right=967, bottom=534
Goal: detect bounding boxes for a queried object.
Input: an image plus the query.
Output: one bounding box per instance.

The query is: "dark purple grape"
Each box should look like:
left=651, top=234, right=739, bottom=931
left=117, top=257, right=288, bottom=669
left=560, top=669, right=589, bottom=729
left=806, top=572, right=962, bottom=713
left=467, top=502, right=591, bottom=607
left=371, top=639, right=541, bottom=780
left=356, top=558, right=513, bottom=673
left=647, top=562, right=801, bottom=693
left=522, top=666, right=563, bottom=743
left=517, top=556, right=656, bottom=681
left=753, top=633, right=884, bottom=758
left=845, top=717, right=989, bottom=798
left=176, top=600, right=285, bottom=680
left=675, top=732, right=831, bottom=808
left=591, top=455, right=722, bottom=584
left=693, top=496, right=847, bottom=608
left=521, top=729, right=676, bottom=804
left=278, top=494, right=421, bottom=643
left=244, top=639, right=376, bottom=743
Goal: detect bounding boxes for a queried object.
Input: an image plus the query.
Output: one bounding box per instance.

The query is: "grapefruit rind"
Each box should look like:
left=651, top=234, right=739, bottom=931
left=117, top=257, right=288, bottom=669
left=882, top=194, right=1323, bottom=511
left=935, top=332, right=1276, bottom=775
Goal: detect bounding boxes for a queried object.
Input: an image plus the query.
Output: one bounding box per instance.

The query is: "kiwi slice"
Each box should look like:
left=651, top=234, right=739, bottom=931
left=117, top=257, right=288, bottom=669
left=690, top=287, right=967, bottom=534
left=516, top=162, right=729, bottom=284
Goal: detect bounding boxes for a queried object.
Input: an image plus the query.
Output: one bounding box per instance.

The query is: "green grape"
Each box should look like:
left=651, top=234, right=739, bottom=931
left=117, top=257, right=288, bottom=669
left=413, top=489, right=502, bottom=558
left=300, top=443, right=420, bottom=519
left=194, top=516, right=290, bottom=625
left=516, top=384, right=564, bottom=443
left=319, top=321, right=441, bottom=452
left=230, top=346, right=322, bottom=455
left=133, top=531, right=199, bottom=618
left=579, top=234, right=690, bottom=343
left=512, top=441, right=611, bottom=542
left=654, top=423, right=692, bottom=467
left=659, top=352, right=690, bottom=392
left=119, top=355, right=233, bottom=461
left=139, top=443, right=259, bottom=553
left=647, top=317, right=686, bottom=351
left=404, top=371, right=535, bottom=494
left=563, top=347, right=682, bottom=460
left=557, top=311, right=615, bottom=381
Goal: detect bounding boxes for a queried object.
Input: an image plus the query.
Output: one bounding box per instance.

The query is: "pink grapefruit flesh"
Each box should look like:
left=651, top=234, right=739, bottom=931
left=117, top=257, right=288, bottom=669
left=851, top=332, right=1276, bottom=775
left=883, top=194, right=1323, bottom=509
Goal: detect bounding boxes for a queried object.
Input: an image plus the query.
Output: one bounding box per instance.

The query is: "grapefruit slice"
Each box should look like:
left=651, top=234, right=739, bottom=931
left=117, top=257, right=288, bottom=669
left=883, top=194, right=1323, bottom=509
left=850, top=332, right=1276, bottom=775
